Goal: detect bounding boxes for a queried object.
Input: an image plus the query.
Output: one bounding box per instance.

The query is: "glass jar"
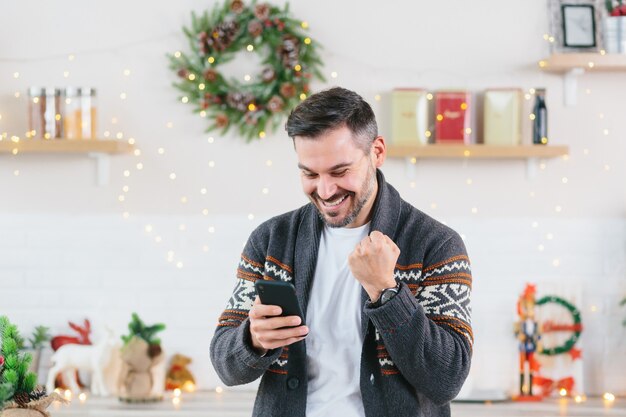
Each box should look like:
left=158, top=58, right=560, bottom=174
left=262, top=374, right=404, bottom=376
left=63, top=87, right=81, bottom=139
left=27, top=87, right=45, bottom=139
left=80, top=87, right=97, bottom=139
left=43, top=87, right=62, bottom=139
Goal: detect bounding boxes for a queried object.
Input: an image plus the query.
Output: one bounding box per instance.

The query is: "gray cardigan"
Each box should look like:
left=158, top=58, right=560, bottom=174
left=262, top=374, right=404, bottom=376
left=210, top=170, right=473, bottom=417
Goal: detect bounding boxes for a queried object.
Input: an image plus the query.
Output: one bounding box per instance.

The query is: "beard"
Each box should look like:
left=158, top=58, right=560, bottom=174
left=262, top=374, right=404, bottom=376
left=311, top=164, right=377, bottom=228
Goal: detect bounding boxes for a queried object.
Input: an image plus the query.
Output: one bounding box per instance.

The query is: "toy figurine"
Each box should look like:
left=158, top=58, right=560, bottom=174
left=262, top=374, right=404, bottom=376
left=514, top=284, right=542, bottom=400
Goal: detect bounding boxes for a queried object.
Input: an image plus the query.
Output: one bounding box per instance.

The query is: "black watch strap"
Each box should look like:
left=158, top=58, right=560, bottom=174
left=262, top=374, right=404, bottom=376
left=370, top=283, right=400, bottom=308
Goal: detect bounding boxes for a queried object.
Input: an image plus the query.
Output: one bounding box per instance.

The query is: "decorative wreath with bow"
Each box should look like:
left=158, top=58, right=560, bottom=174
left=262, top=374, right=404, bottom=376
left=168, top=1, right=324, bottom=141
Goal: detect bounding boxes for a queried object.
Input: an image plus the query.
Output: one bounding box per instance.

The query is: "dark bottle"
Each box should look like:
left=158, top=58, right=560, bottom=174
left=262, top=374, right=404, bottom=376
left=532, top=88, right=548, bottom=145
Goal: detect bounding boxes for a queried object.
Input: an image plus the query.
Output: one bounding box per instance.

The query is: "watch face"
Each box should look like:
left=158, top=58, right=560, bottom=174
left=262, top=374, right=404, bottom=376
left=381, top=288, right=398, bottom=304
left=562, top=4, right=596, bottom=48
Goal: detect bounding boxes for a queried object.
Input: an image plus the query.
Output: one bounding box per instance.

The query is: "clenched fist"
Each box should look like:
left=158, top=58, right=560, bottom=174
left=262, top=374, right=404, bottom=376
left=348, top=230, right=400, bottom=302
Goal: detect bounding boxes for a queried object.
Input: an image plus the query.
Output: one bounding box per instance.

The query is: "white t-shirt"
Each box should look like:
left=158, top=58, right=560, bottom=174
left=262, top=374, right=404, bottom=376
left=306, top=223, right=369, bottom=417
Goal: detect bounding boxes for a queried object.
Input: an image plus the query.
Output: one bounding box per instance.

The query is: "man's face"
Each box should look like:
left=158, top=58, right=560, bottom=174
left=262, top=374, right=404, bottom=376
left=294, top=125, right=381, bottom=228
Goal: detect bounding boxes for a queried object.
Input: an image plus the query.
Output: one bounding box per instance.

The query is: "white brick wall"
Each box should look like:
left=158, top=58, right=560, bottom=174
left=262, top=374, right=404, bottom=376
left=1, top=214, right=624, bottom=396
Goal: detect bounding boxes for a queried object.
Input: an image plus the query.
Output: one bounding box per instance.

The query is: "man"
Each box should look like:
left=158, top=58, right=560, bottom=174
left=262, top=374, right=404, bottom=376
left=210, top=87, right=473, bottom=417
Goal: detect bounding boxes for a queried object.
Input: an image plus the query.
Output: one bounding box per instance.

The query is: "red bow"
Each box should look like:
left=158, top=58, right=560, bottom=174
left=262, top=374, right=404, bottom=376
left=533, top=375, right=575, bottom=396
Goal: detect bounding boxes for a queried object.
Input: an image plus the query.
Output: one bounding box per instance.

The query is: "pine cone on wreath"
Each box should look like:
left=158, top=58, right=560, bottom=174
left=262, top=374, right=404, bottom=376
left=207, top=21, right=239, bottom=52
left=279, top=35, right=300, bottom=68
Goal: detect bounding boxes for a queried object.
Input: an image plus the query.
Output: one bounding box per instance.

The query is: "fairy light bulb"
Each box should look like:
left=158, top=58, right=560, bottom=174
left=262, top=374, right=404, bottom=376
left=538, top=244, right=545, bottom=251
left=123, top=170, right=131, bottom=177
left=207, top=137, right=214, bottom=143
left=169, top=173, right=177, bottom=180
left=145, top=225, right=153, bottom=233
left=208, top=161, right=215, bottom=168
left=158, top=147, right=165, bottom=155
left=166, top=122, right=173, bottom=128
left=134, top=149, right=141, bottom=156
left=247, top=44, right=254, bottom=52
left=155, top=236, right=162, bottom=243
left=430, top=203, right=437, bottom=209
left=122, top=212, right=130, bottom=219
left=124, top=69, right=131, bottom=76
left=304, top=37, right=311, bottom=44
left=471, top=207, right=478, bottom=214
left=128, top=138, right=135, bottom=145
left=200, top=188, right=207, bottom=195
left=266, top=160, right=273, bottom=167
left=262, top=187, right=269, bottom=194
left=63, top=71, right=70, bottom=78
left=208, top=226, right=215, bottom=233
left=120, top=93, right=127, bottom=100
left=553, top=259, right=560, bottom=267
left=174, top=51, right=181, bottom=58
left=13, top=72, right=20, bottom=78
left=215, top=386, right=224, bottom=394
left=180, top=197, right=188, bottom=204
left=248, top=214, right=255, bottom=220
left=202, top=209, right=209, bottom=216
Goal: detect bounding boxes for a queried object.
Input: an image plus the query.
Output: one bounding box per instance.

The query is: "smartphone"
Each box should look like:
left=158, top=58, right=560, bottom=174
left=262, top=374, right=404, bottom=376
left=254, top=280, right=305, bottom=325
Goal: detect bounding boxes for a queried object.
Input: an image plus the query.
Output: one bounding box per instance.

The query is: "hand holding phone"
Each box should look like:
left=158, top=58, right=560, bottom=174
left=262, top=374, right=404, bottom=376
left=249, top=280, right=308, bottom=353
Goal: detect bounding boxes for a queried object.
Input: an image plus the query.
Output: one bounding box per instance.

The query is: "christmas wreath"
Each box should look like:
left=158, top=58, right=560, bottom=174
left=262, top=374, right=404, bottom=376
left=168, top=1, right=324, bottom=141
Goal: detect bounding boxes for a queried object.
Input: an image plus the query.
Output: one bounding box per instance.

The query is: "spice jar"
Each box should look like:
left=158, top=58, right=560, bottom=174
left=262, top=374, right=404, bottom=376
left=27, top=87, right=45, bottom=138
left=80, top=87, right=97, bottom=139
left=43, top=87, right=62, bottom=139
left=63, top=87, right=82, bottom=139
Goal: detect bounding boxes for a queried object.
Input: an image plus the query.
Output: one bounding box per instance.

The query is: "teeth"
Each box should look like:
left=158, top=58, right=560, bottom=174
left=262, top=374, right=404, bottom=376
left=323, top=194, right=347, bottom=207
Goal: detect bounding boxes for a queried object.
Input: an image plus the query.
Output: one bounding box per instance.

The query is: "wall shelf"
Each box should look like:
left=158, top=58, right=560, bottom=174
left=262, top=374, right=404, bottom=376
left=539, top=53, right=626, bottom=106
left=0, top=139, right=135, bottom=186
left=387, top=144, right=570, bottom=179
left=539, top=53, right=626, bottom=73
left=387, top=144, right=569, bottom=159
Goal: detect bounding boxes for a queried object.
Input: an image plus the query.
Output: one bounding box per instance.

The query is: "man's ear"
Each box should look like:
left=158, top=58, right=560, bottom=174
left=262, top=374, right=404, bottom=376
left=371, top=136, right=386, bottom=168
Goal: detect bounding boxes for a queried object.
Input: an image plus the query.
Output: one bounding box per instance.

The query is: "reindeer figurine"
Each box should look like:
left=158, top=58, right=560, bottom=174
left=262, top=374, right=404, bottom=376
left=46, top=328, right=117, bottom=396
left=50, top=319, right=92, bottom=389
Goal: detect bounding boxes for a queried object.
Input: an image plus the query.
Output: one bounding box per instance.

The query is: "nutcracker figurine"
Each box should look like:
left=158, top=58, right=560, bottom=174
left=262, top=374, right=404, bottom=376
left=514, top=284, right=542, bottom=400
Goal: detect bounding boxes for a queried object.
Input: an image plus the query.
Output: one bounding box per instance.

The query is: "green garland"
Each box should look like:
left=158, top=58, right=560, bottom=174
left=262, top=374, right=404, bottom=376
left=536, top=296, right=582, bottom=356
left=168, top=0, right=324, bottom=141
left=0, top=316, right=38, bottom=408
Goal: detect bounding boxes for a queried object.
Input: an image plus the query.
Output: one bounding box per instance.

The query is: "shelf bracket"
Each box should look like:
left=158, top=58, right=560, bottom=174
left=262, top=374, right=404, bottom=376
left=563, top=68, right=585, bottom=107
left=526, top=158, right=538, bottom=180
left=88, top=152, right=111, bottom=187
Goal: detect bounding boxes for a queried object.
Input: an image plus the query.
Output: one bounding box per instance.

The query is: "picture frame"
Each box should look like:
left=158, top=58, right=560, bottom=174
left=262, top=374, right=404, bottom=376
left=547, top=0, right=601, bottom=53
left=561, top=4, right=597, bottom=48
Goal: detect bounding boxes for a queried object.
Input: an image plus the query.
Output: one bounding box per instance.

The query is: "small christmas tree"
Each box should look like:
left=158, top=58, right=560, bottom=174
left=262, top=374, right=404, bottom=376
left=0, top=316, right=37, bottom=409
left=121, top=313, right=166, bottom=347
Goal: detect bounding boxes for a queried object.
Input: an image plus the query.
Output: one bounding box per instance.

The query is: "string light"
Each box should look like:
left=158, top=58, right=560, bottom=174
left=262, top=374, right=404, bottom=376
left=166, top=122, right=173, bottom=128
left=247, top=44, right=254, bottom=52
left=13, top=72, right=19, bottom=79
left=553, top=259, right=560, bottom=267
left=471, top=207, right=478, bottom=214
left=169, top=173, right=177, bottom=180
left=158, top=147, right=165, bottom=154
left=179, top=224, right=186, bottom=231
left=208, top=161, right=215, bottom=168
left=123, top=170, right=131, bottom=177
left=203, top=245, right=209, bottom=252
left=248, top=214, right=255, bottom=220
left=104, top=130, right=110, bottom=137
left=546, top=233, right=554, bottom=240
left=136, top=163, right=143, bottom=170
left=266, top=160, right=273, bottom=167
left=128, top=138, right=136, bottom=145
left=122, top=185, right=129, bottom=193
left=562, top=177, right=568, bottom=184
left=200, top=188, right=207, bottom=194
left=430, top=203, right=437, bottom=209
left=116, top=132, right=123, bottom=139
left=120, top=93, right=127, bottom=100
left=180, top=196, right=188, bottom=204
left=202, top=209, right=209, bottom=216
left=410, top=157, right=417, bottom=164
left=555, top=205, right=562, bottom=213
left=466, top=178, right=473, bottom=185
left=13, top=170, right=19, bottom=176
left=122, top=212, right=130, bottom=219
left=262, top=187, right=269, bottom=194
left=155, top=236, right=162, bottom=243
left=134, top=149, right=141, bottom=156
left=63, top=71, right=70, bottom=78
left=123, top=69, right=131, bottom=76
left=207, top=137, right=214, bottom=143
left=409, top=181, right=416, bottom=188
left=118, top=195, right=125, bottom=202
left=208, top=226, right=215, bottom=233
left=538, top=244, right=545, bottom=251
left=374, top=94, right=381, bottom=101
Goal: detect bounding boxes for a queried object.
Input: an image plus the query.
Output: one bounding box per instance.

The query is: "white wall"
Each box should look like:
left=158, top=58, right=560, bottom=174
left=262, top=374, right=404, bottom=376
left=1, top=0, right=625, bottom=396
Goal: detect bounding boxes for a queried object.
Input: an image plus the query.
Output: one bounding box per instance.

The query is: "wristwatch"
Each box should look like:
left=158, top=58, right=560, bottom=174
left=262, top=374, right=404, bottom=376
left=370, top=283, right=400, bottom=308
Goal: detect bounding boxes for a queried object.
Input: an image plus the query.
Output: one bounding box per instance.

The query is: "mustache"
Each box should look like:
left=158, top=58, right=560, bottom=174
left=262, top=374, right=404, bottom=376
left=311, top=191, right=354, bottom=203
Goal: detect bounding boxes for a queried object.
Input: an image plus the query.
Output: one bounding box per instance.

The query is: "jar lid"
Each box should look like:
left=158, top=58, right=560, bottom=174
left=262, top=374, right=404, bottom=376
left=81, top=87, right=97, bottom=96
left=45, top=87, right=61, bottom=96
left=64, top=86, right=81, bottom=96
left=28, top=86, right=44, bottom=96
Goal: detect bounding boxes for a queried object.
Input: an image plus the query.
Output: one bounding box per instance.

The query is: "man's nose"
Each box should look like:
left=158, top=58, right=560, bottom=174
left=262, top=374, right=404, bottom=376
left=316, top=176, right=337, bottom=200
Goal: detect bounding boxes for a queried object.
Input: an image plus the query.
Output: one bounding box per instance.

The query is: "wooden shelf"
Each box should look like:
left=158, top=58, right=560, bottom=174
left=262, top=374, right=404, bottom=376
left=0, top=138, right=134, bottom=186
left=539, top=53, right=626, bottom=73
left=387, top=144, right=570, bottom=160
left=0, top=138, right=134, bottom=154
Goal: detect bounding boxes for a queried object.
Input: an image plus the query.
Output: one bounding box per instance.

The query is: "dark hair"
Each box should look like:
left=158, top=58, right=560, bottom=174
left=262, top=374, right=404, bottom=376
left=285, top=87, right=378, bottom=151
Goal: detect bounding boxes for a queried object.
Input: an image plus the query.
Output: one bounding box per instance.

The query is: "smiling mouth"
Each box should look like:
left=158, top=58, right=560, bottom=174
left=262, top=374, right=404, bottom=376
left=320, top=193, right=349, bottom=208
